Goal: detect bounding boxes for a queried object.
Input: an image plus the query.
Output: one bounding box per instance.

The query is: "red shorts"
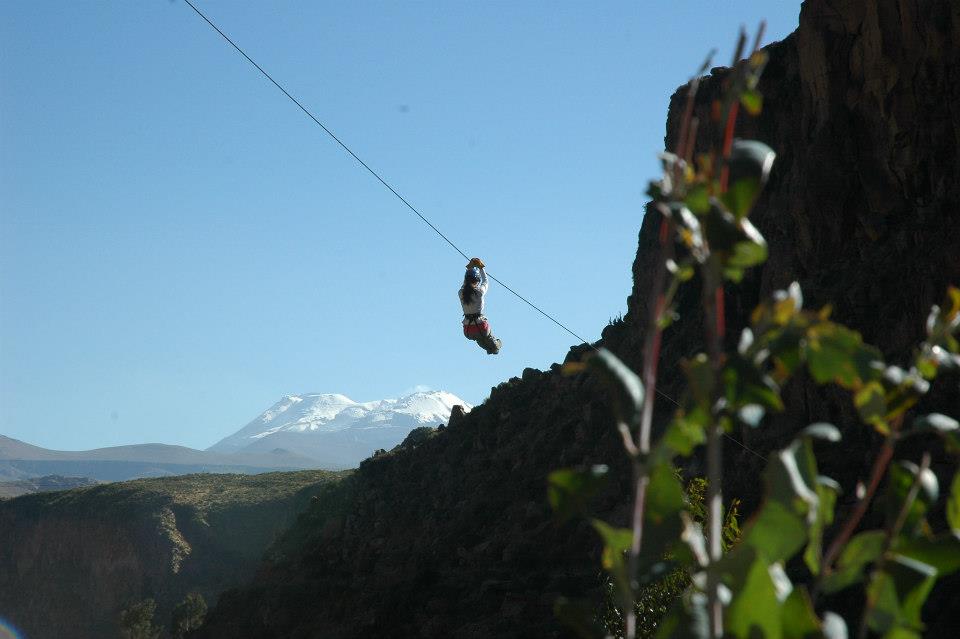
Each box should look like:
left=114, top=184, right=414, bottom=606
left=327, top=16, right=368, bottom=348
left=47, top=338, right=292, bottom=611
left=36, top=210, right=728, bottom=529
left=463, top=320, right=491, bottom=340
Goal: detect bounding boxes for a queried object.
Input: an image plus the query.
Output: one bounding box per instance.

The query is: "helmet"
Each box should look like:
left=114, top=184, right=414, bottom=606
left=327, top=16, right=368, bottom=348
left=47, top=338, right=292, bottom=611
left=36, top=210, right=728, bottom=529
left=465, top=267, right=481, bottom=284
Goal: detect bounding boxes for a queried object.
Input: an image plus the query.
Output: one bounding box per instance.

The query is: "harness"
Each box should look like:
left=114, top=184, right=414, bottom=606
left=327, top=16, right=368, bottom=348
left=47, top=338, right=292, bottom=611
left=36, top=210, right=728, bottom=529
left=462, top=313, right=490, bottom=340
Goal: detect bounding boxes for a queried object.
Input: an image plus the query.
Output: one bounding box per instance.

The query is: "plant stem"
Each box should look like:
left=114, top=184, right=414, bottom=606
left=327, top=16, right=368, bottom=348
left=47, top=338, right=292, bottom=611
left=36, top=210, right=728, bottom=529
left=639, top=220, right=674, bottom=453
left=856, top=452, right=931, bottom=639
left=625, top=218, right=674, bottom=639
left=701, top=259, right=725, bottom=638
left=814, top=417, right=903, bottom=600
left=625, top=50, right=704, bottom=637
left=626, top=465, right=648, bottom=639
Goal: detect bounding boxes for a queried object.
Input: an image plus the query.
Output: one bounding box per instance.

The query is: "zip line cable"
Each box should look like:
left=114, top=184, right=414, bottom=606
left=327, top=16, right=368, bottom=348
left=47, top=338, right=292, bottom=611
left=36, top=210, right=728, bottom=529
left=181, top=0, right=590, bottom=347
left=182, top=0, right=466, bottom=263
left=180, top=0, right=767, bottom=463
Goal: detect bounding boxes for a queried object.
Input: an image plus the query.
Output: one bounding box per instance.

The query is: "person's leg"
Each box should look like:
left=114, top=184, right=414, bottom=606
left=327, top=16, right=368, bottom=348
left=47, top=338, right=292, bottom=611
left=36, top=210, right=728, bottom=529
left=476, top=335, right=492, bottom=352
left=478, top=332, right=501, bottom=354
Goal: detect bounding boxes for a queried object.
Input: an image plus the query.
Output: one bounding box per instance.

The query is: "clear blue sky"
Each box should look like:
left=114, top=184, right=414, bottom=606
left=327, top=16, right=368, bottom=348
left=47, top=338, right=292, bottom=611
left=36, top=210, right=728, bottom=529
left=0, top=1, right=800, bottom=451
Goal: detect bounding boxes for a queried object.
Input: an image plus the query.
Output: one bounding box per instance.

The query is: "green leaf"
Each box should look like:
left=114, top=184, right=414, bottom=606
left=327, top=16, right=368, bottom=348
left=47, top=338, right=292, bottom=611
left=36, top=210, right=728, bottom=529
left=769, top=295, right=799, bottom=328
left=805, top=477, right=838, bottom=576
left=591, top=519, right=633, bottom=609
left=821, top=530, right=886, bottom=594
left=926, top=286, right=960, bottom=339
left=741, top=500, right=807, bottom=565
left=703, top=203, right=769, bottom=282
left=723, top=549, right=783, bottom=639
left=902, top=412, right=960, bottom=452
left=653, top=407, right=708, bottom=463
left=666, top=259, right=695, bottom=282
left=636, top=464, right=687, bottom=570
left=727, top=139, right=776, bottom=189
left=724, top=219, right=768, bottom=282
left=586, top=348, right=644, bottom=427
left=768, top=331, right=805, bottom=382
left=737, top=404, right=765, bottom=428
left=553, top=597, right=606, bottom=639
left=722, top=354, right=784, bottom=411
left=801, top=422, right=842, bottom=442
left=894, top=533, right=960, bottom=576
left=722, top=176, right=760, bottom=220
left=820, top=612, right=849, bottom=639
left=685, top=183, right=710, bottom=216
left=740, top=88, right=763, bottom=116
left=753, top=284, right=805, bottom=330
left=804, top=322, right=882, bottom=389
left=855, top=381, right=887, bottom=429
left=912, top=413, right=959, bottom=434
left=865, top=555, right=936, bottom=635
left=886, top=461, right=938, bottom=534
left=738, top=436, right=824, bottom=566
left=646, top=463, right=685, bottom=528
left=646, top=179, right=665, bottom=201
left=915, top=356, right=938, bottom=379
left=948, top=285, right=960, bottom=319
left=674, top=205, right=705, bottom=252
left=781, top=587, right=822, bottom=639
left=547, top=465, right=609, bottom=522
left=949, top=471, right=960, bottom=534
left=767, top=441, right=819, bottom=520
left=683, top=354, right=715, bottom=408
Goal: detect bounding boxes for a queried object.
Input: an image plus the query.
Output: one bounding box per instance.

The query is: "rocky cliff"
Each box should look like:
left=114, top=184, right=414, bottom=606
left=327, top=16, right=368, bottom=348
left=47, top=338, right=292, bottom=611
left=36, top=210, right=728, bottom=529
left=0, top=470, right=344, bottom=638
left=621, top=0, right=960, bottom=503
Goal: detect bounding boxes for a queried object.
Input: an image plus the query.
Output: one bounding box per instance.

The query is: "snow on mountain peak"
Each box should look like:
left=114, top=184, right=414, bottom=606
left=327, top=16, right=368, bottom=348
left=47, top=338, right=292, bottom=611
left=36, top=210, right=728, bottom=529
left=390, top=390, right=466, bottom=420
left=208, top=390, right=471, bottom=458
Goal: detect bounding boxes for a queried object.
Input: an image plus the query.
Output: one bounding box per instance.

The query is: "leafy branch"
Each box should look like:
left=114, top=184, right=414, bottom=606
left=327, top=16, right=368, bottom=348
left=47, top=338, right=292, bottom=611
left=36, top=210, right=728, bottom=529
left=549, top=24, right=960, bottom=639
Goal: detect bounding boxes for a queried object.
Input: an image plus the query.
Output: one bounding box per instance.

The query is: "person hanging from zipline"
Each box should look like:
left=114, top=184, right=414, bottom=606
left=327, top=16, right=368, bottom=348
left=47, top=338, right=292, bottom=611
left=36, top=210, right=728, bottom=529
left=459, top=257, right=502, bottom=355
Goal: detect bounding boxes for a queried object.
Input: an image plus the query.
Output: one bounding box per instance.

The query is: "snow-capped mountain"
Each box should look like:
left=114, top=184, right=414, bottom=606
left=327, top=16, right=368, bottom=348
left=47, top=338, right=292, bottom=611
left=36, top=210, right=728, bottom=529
left=208, top=390, right=470, bottom=468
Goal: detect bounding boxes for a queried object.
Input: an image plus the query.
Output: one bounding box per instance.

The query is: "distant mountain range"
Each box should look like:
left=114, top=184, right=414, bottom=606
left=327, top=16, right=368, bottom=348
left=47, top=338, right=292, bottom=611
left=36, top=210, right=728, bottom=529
left=0, top=390, right=468, bottom=482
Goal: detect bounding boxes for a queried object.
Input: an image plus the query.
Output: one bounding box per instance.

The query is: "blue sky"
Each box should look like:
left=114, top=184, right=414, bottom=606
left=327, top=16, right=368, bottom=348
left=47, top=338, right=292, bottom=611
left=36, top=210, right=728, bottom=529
left=0, top=1, right=800, bottom=451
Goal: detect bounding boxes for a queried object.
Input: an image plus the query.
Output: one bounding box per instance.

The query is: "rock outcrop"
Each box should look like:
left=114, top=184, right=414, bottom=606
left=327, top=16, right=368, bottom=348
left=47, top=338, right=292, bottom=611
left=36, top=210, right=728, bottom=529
left=616, top=0, right=960, bottom=511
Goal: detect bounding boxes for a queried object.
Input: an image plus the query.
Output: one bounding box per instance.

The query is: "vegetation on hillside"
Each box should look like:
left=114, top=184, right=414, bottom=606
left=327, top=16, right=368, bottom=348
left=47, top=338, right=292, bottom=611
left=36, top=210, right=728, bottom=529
left=5, top=469, right=344, bottom=516
left=0, top=469, right=349, bottom=638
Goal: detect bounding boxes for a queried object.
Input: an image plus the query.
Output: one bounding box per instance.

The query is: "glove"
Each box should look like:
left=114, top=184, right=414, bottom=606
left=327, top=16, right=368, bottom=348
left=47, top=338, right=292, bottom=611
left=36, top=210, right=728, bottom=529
left=467, top=257, right=485, bottom=268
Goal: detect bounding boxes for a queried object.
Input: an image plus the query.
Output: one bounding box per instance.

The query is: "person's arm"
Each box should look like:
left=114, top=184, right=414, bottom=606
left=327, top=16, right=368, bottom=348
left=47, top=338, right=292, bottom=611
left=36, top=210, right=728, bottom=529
left=478, top=267, right=489, bottom=294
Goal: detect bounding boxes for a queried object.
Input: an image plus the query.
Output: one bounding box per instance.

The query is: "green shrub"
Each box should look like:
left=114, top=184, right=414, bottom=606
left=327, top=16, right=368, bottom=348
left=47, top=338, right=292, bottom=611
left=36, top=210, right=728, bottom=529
left=171, top=592, right=207, bottom=638
left=549, top=25, right=960, bottom=639
left=118, top=599, right=161, bottom=639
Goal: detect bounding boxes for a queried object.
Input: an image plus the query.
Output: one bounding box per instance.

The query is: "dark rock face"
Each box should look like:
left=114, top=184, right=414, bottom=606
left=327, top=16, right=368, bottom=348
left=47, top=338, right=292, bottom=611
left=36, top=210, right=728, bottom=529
left=198, top=2, right=960, bottom=637
left=615, top=0, right=960, bottom=505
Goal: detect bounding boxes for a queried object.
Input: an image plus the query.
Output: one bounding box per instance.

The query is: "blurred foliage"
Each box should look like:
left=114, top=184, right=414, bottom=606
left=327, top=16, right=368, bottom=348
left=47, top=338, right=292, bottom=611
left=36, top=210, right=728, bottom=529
left=596, top=477, right=741, bottom=639
left=550, top=27, right=960, bottom=639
